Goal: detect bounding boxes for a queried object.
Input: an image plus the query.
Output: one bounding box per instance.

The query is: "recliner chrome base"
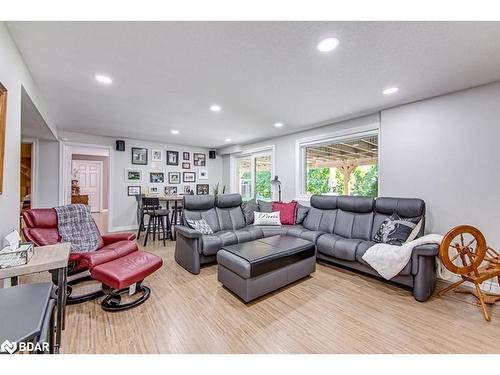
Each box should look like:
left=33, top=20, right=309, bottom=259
left=101, top=281, right=151, bottom=312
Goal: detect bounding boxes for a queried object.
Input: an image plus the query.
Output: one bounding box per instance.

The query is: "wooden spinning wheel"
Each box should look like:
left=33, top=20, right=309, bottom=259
left=438, top=225, right=500, bottom=321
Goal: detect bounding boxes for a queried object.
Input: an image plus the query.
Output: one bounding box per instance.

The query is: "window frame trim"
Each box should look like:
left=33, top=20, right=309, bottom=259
left=295, top=124, right=380, bottom=201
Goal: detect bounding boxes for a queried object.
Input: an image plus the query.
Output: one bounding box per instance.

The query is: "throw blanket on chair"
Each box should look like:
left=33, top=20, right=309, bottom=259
left=54, top=204, right=101, bottom=252
left=362, top=234, right=443, bottom=280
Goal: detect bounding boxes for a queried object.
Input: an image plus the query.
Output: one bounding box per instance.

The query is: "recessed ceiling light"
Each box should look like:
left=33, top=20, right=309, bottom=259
left=225, top=138, right=232, bottom=142
left=317, top=37, right=340, bottom=52
left=95, top=74, right=112, bottom=84
left=382, top=87, right=399, bottom=95
left=210, top=104, right=222, bottom=112
left=171, top=130, right=179, bottom=135
left=274, top=122, right=284, bottom=128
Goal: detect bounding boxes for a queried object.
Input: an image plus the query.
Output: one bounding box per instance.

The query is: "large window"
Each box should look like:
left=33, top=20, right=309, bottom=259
left=303, top=134, right=378, bottom=197
left=236, top=152, right=273, bottom=201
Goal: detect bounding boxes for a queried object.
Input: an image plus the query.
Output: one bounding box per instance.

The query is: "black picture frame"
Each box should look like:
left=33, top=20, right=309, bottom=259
left=183, top=152, right=190, bottom=161
left=193, top=152, right=206, bottom=166
left=165, top=186, right=178, bottom=196
left=149, top=172, right=164, bottom=183
left=131, top=147, right=148, bottom=165
left=183, top=172, right=196, bottom=183
left=182, top=162, right=190, bottom=169
left=168, top=172, right=181, bottom=184
left=196, top=184, right=209, bottom=195
left=166, top=150, right=179, bottom=165
left=127, top=186, right=141, bottom=196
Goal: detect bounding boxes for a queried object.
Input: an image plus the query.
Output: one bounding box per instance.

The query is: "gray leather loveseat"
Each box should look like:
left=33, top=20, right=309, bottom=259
left=174, top=193, right=438, bottom=301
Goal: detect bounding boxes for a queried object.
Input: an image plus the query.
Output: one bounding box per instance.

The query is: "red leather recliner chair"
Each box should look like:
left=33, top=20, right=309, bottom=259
left=22, top=208, right=138, bottom=305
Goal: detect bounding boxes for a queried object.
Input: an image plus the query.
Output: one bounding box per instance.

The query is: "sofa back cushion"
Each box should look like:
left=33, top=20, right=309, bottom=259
left=371, top=197, right=425, bottom=240
left=302, top=195, right=338, bottom=232
left=183, top=195, right=221, bottom=232
left=215, top=194, right=246, bottom=230
left=333, top=196, right=374, bottom=240
left=241, top=199, right=259, bottom=224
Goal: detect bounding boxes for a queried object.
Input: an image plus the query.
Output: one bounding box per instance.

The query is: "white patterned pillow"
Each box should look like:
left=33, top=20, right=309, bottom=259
left=253, top=211, right=281, bottom=226
left=186, top=219, right=214, bottom=235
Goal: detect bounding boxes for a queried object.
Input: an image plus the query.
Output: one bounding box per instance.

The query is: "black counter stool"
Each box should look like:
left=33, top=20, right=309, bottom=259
left=170, top=199, right=183, bottom=241
left=140, top=197, right=170, bottom=246
left=135, top=194, right=146, bottom=238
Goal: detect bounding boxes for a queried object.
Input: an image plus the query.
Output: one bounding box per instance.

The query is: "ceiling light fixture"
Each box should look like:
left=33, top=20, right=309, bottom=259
left=171, top=130, right=179, bottom=135
left=210, top=104, right=222, bottom=112
left=274, top=122, right=284, bottom=128
left=225, top=138, right=232, bottom=142
left=317, top=37, right=340, bottom=52
left=382, top=87, right=399, bottom=95
left=95, top=74, right=112, bottom=84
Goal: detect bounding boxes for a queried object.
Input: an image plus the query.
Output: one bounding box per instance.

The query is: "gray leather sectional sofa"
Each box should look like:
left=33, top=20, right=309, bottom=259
left=174, top=193, right=438, bottom=301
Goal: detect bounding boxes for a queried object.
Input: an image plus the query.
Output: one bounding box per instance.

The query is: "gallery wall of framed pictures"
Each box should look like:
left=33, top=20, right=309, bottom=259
left=124, top=147, right=211, bottom=197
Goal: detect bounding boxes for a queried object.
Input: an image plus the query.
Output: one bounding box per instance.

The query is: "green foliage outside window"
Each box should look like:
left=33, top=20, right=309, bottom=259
left=255, top=170, right=272, bottom=200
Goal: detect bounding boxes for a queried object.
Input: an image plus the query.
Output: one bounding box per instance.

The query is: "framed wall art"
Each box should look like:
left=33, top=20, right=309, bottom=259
left=132, top=147, right=148, bottom=165
left=167, top=150, right=179, bottom=165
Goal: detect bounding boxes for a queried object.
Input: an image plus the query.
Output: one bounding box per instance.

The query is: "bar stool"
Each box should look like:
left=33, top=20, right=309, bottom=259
left=135, top=194, right=145, bottom=238
left=140, top=197, right=170, bottom=246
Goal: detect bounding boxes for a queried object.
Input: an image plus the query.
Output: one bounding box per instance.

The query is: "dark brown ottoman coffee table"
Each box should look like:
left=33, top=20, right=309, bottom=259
left=216, top=235, right=316, bottom=302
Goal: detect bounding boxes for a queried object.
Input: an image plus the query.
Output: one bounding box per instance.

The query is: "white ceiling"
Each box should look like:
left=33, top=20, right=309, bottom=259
left=8, top=21, right=500, bottom=148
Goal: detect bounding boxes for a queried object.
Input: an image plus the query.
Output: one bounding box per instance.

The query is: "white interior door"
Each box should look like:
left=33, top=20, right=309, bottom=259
left=72, top=160, right=102, bottom=212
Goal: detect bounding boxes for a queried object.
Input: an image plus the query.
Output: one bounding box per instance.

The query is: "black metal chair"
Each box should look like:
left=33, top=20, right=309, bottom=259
left=170, top=200, right=184, bottom=241
left=135, top=194, right=146, bottom=238
left=139, top=197, right=170, bottom=246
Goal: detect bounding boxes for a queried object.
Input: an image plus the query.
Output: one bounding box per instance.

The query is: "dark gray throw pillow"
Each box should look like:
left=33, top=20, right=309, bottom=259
left=373, top=213, right=420, bottom=246
left=295, top=204, right=310, bottom=224
left=241, top=199, right=259, bottom=224
left=257, top=200, right=273, bottom=213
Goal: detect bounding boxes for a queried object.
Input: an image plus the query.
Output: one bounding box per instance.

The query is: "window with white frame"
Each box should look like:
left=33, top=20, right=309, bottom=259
left=233, top=149, right=274, bottom=202
left=299, top=132, right=379, bottom=197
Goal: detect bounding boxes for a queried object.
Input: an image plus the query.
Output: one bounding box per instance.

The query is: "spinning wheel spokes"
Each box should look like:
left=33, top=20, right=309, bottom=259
left=439, top=225, right=487, bottom=275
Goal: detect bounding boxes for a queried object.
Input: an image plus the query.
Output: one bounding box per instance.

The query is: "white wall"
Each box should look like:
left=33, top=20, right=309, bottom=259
left=58, top=131, right=224, bottom=232
left=380, top=81, right=500, bottom=248
left=0, top=22, right=54, bottom=243
left=222, top=114, right=380, bottom=202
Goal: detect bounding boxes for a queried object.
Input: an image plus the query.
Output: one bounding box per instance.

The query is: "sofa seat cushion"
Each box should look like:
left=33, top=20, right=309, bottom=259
left=299, top=230, right=324, bottom=244
left=240, top=225, right=264, bottom=240
left=215, top=230, right=239, bottom=246
left=257, top=225, right=286, bottom=238
left=318, top=234, right=371, bottom=261
left=233, top=230, right=253, bottom=243
left=284, top=225, right=307, bottom=237
left=200, top=235, right=222, bottom=255
left=317, top=233, right=342, bottom=256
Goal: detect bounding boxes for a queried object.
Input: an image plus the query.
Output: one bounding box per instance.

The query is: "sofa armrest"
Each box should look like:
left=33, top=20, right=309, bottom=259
left=411, top=243, right=439, bottom=275
left=101, top=232, right=136, bottom=246
left=175, top=225, right=202, bottom=239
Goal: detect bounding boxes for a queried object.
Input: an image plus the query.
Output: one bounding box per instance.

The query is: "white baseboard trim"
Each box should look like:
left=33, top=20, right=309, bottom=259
left=438, top=275, right=500, bottom=294
left=108, top=225, right=138, bottom=233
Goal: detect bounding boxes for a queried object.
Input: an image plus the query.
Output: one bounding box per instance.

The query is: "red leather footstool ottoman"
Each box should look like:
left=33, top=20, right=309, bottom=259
left=90, top=251, right=163, bottom=311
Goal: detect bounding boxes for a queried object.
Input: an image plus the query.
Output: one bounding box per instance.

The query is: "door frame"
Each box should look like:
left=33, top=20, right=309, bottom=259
left=71, top=159, right=104, bottom=212
left=21, top=138, right=38, bottom=208
left=59, top=141, right=112, bottom=231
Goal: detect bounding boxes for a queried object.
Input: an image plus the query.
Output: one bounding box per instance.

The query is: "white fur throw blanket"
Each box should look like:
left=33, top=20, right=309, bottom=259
left=362, top=234, right=443, bottom=280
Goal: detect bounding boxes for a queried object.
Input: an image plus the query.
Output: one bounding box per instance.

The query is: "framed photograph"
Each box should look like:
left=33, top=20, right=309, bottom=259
left=125, top=168, right=143, bottom=182
left=132, top=147, right=148, bottom=165
left=150, top=172, right=164, bottom=183
left=165, top=186, right=178, bottom=196
left=183, top=185, right=193, bottom=194
left=193, top=152, right=206, bottom=166
left=151, top=149, right=163, bottom=162
left=196, top=184, right=210, bottom=195
left=0, top=83, right=6, bottom=194
left=168, top=172, right=181, bottom=184
left=183, top=152, right=190, bottom=161
left=166, top=150, right=179, bottom=165
left=149, top=186, right=159, bottom=195
left=183, top=171, right=196, bottom=183
left=198, top=169, right=208, bottom=180
left=182, top=162, right=190, bottom=169
left=127, top=186, right=141, bottom=196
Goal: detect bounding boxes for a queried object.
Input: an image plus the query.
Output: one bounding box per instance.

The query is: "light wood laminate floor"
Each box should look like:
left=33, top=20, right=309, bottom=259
left=23, top=236, right=500, bottom=354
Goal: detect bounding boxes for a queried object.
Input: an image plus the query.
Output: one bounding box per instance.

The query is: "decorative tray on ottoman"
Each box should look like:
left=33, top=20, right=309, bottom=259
left=0, top=243, right=34, bottom=269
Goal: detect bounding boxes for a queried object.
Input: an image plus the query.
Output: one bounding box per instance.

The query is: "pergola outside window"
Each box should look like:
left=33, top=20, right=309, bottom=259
left=304, top=135, right=378, bottom=197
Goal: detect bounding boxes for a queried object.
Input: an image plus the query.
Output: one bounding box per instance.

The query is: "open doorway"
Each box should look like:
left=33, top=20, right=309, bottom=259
left=20, top=142, right=33, bottom=213
left=63, top=145, right=110, bottom=233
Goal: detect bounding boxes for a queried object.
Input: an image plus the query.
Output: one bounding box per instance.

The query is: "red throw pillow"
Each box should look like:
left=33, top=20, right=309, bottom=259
left=272, top=201, right=298, bottom=225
